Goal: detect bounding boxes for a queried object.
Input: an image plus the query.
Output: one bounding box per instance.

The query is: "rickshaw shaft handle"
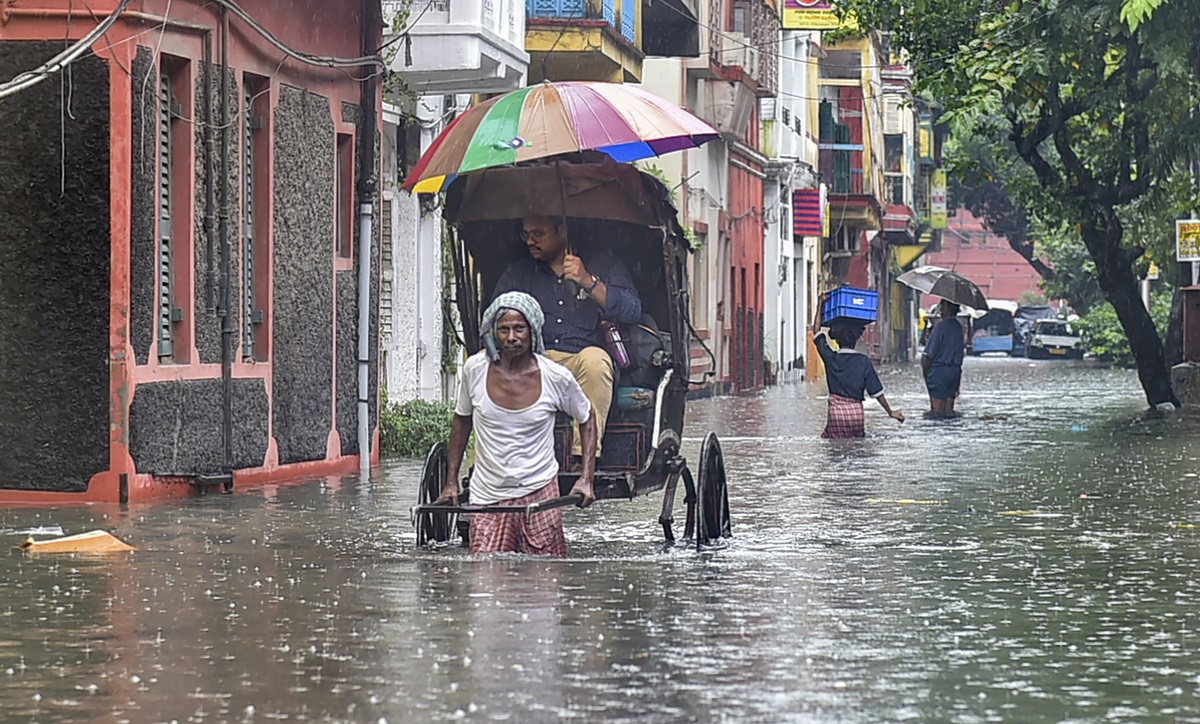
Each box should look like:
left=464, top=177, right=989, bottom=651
left=410, top=494, right=585, bottom=526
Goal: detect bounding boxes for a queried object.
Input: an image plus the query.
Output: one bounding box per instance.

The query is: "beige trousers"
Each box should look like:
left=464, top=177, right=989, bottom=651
left=544, top=346, right=614, bottom=456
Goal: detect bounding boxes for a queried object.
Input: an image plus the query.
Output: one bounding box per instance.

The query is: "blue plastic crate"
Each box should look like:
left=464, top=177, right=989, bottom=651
left=822, top=286, right=879, bottom=324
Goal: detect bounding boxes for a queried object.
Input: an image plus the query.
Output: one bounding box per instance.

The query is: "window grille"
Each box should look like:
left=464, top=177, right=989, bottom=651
left=158, top=72, right=175, bottom=360
left=243, top=87, right=261, bottom=360
left=380, top=199, right=394, bottom=339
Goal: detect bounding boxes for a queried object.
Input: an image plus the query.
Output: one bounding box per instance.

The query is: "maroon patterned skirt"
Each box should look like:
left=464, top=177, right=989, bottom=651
left=468, top=481, right=568, bottom=557
left=822, top=394, right=866, bottom=439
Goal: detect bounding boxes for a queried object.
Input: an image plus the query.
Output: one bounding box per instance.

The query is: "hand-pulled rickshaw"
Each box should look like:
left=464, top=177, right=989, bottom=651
left=409, top=152, right=731, bottom=550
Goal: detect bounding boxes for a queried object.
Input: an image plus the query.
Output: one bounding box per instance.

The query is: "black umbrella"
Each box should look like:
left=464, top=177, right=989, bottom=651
left=897, top=265, right=989, bottom=310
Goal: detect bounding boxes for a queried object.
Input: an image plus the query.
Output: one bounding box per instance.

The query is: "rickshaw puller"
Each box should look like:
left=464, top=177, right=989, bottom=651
left=437, top=291, right=597, bottom=556
left=493, top=216, right=642, bottom=462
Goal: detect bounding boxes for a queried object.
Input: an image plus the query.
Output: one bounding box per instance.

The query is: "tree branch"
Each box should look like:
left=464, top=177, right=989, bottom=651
left=1009, top=112, right=1063, bottom=189
left=1009, top=237, right=1056, bottom=280
left=1110, top=38, right=1157, bottom=205
left=1046, top=83, right=1098, bottom=199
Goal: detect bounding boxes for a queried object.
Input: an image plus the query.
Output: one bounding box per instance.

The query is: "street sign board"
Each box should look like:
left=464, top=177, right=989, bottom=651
left=1177, top=219, right=1200, bottom=261
left=930, top=169, right=947, bottom=229
left=782, top=0, right=840, bottom=29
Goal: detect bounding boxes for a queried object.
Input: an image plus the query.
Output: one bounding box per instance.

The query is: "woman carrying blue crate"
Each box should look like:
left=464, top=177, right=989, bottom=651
left=813, top=290, right=905, bottom=438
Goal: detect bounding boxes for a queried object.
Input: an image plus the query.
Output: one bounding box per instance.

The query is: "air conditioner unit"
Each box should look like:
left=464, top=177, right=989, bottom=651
left=699, top=78, right=756, bottom=136
left=719, top=32, right=758, bottom=72
left=745, top=46, right=760, bottom=75
left=761, top=98, right=776, bottom=121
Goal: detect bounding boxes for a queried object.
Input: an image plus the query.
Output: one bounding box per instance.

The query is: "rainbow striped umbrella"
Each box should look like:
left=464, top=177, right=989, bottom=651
left=404, top=81, right=719, bottom=194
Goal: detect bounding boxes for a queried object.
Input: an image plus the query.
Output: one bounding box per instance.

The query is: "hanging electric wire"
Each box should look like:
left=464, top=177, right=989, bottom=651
left=0, top=0, right=383, bottom=104
left=210, top=0, right=383, bottom=68
left=0, top=0, right=134, bottom=101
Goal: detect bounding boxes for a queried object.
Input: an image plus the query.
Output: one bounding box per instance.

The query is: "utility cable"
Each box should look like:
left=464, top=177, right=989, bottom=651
left=656, top=0, right=1053, bottom=76
left=0, top=0, right=133, bottom=101
left=210, top=0, right=384, bottom=68
left=376, top=0, right=437, bottom=54
left=0, top=0, right=381, bottom=103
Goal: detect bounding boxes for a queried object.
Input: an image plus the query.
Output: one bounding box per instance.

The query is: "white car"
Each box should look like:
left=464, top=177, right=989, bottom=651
left=1025, top=319, right=1084, bottom=359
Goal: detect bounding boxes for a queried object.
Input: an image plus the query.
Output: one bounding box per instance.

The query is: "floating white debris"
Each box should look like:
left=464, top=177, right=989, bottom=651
left=20, top=530, right=134, bottom=554
left=0, top=526, right=65, bottom=536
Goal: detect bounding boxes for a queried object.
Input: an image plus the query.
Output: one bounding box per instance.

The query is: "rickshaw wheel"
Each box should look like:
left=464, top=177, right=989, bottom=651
left=416, top=442, right=456, bottom=547
left=695, top=432, right=731, bottom=548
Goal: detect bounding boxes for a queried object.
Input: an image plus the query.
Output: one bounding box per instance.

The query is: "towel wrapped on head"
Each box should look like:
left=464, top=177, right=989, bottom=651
left=480, top=291, right=545, bottom=362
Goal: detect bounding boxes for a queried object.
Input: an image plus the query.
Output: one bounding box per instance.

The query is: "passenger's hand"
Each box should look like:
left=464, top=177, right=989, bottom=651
left=891, top=411, right=906, bottom=423
left=433, top=482, right=460, bottom=506
left=569, top=478, right=596, bottom=509
left=562, top=254, right=591, bottom=286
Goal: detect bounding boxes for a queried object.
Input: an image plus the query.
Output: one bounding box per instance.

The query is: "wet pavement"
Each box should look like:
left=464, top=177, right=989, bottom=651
left=4, top=357, right=1200, bottom=721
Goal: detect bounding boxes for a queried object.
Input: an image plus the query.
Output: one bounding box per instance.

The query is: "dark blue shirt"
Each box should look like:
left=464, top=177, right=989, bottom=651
left=924, top=317, right=965, bottom=367
left=493, top=256, right=642, bottom=353
left=815, top=330, right=884, bottom=401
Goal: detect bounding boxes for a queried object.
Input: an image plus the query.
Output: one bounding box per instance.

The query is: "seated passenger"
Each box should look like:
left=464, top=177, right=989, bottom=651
left=493, top=216, right=642, bottom=460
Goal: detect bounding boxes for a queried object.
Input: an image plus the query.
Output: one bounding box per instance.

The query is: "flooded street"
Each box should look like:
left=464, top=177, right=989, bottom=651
left=6, top=357, right=1200, bottom=722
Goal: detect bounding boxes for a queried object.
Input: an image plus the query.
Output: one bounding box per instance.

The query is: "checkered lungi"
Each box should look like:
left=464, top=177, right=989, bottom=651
left=822, top=394, right=866, bottom=439
left=469, top=481, right=568, bottom=557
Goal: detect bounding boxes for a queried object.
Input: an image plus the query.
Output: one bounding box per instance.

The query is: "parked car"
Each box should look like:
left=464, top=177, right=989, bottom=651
left=1025, top=319, right=1084, bottom=359
left=1012, top=305, right=1059, bottom=357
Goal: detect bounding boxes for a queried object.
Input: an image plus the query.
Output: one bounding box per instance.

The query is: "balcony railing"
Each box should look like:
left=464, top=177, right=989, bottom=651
left=819, top=95, right=866, bottom=195
left=820, top=152, right=864, bottom=194
left=748, top=0, right=777, bottom=96
left=383, top=0, right=527, bottom=93
left=527, top=0, right=637, bottom=46
left=706, top=0, right=777, bottom=95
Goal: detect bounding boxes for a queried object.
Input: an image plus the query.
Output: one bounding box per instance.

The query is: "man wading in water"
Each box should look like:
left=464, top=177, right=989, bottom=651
left=437, top=291, right=597, bottom=556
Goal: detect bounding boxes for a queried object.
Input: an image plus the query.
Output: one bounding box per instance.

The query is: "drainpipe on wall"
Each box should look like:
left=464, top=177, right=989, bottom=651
left=203, top=28, right=217, bottom=314
left=357, top=1, right=382, bottom=472
left=219, top=6, right=236, bottom=485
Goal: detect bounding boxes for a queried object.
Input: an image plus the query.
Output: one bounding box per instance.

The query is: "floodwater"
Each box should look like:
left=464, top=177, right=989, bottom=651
left=4, top=358, right=1200, bottom=722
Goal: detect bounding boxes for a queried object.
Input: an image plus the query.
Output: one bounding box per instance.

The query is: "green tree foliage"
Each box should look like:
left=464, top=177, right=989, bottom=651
left=1120, top=0, right=1166, bottom=31
left=1018, top=290, right=1049, bottom=306
left=840, top=0, right=1200, bottom=406
left=944, top=113, right=1055, bottom=282
left=1076, top=291, right=1171, bottom=367
left=1034, top=221, right=1106, bottom=314
left=380, top=393, right=455, bottom=458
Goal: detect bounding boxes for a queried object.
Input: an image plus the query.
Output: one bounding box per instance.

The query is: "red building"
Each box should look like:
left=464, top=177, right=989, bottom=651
left=702, top=0, right=778, bottom=394
left=0, top=1, right=384, bottom=503
left=727, top=134, right=766, bottom=392
left=920, top=209, right=1047, bottom=308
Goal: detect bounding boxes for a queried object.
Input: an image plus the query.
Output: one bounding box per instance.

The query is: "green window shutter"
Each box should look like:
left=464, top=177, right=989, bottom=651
left=833, top=123, right=851, bottom=193
left=819, top=101, right=835, bottom=142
